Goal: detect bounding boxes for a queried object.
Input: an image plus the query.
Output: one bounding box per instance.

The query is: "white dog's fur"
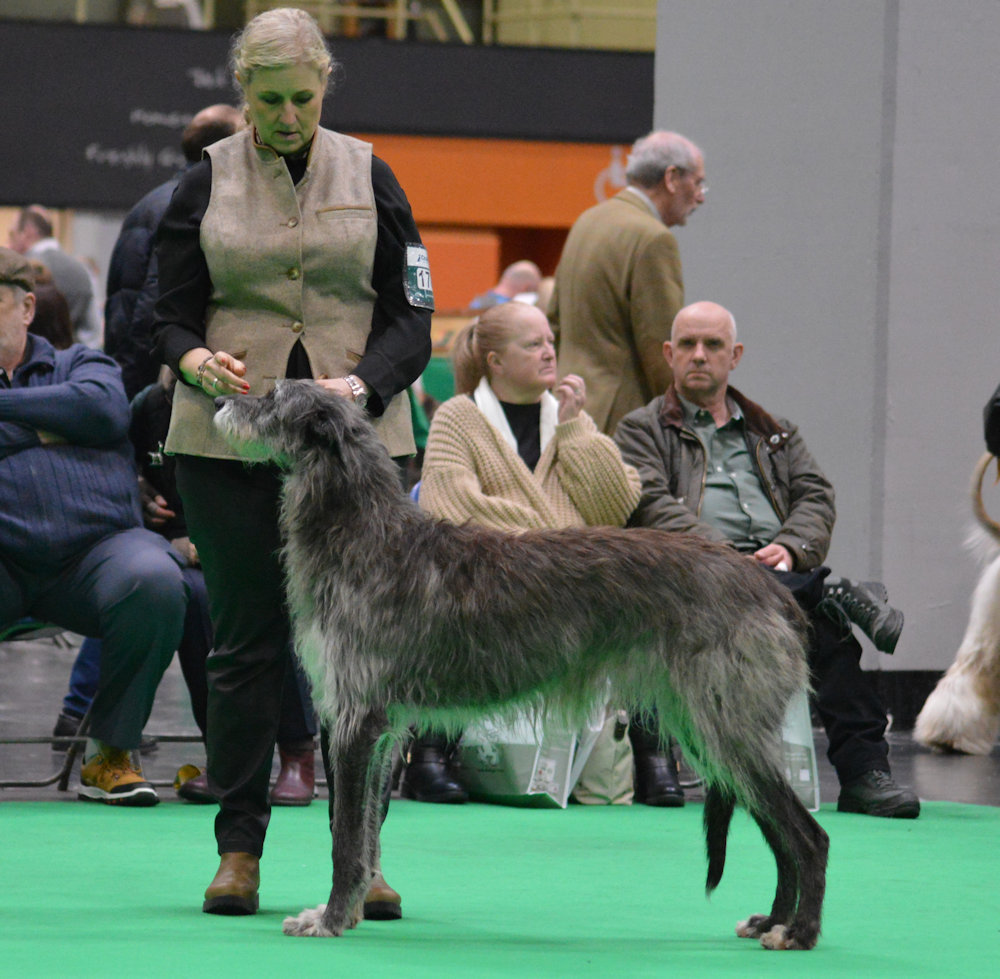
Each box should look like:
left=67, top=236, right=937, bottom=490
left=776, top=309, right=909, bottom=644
left=914, top=453, right=1000, bottom=754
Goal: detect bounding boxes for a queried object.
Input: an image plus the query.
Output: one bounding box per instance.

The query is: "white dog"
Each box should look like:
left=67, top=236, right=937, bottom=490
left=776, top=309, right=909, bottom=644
left=914, top=453, right=1000, bottom=754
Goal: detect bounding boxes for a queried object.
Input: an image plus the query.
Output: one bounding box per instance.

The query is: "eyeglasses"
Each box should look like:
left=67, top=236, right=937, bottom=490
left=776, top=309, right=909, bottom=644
left=672, top=166, right=708, bottom=195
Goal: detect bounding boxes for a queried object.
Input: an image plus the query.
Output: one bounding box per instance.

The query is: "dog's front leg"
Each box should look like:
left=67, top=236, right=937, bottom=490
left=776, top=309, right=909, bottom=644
left=283, top=710, right=382, bottom=937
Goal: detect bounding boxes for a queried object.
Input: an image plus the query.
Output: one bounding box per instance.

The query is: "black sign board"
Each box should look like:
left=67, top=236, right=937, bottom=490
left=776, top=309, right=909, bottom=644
left=1, top=21, right=652, bottom=210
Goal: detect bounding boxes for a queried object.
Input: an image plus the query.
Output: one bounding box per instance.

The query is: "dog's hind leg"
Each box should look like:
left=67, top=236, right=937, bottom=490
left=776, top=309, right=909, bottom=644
left=283, top=708, right=386, bottom=938
left=739, top=777, right=828, bottom=951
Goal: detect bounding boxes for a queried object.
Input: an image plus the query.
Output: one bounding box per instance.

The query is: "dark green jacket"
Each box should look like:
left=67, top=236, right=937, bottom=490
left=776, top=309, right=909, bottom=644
left=614, top=384, right=835, bottom=572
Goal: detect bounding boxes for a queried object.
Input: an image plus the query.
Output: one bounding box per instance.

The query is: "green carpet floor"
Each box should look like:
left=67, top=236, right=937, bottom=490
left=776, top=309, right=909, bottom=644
left=1, top=799, right=995, bottom=977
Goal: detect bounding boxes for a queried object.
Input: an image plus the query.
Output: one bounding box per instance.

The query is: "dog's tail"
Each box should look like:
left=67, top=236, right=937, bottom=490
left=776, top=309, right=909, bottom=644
left=703, top=783, right=736, bottom=894
left=972, top=452, right=1000, bottom=545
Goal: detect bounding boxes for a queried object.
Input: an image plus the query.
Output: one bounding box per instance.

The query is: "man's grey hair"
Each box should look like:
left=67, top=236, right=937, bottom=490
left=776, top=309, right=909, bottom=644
left=625, top=131, right=700, bottom=189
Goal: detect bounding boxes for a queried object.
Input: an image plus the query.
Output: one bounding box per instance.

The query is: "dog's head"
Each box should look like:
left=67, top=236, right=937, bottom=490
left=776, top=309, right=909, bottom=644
left=214, top=380, right=364, bottom=467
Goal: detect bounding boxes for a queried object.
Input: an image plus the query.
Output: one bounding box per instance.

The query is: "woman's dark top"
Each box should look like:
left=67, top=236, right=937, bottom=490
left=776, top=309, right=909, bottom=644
left=153, top=152, right=431, bottom=417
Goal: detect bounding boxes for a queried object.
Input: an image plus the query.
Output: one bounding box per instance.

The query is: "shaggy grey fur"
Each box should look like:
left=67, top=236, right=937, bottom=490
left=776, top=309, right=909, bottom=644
left=215, top=380, right=829, bottom=949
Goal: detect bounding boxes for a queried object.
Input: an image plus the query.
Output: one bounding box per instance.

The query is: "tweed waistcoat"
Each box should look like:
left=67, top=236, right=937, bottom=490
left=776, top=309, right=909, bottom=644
left=165, top=126, right=415, bottom=460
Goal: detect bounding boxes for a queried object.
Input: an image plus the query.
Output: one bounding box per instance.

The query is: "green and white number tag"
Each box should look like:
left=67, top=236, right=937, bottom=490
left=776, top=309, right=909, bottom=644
left=404, top=244, right=434, bottom=310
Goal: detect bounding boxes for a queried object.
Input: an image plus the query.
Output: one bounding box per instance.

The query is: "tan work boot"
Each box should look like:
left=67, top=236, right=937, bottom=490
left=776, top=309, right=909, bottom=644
left=203, top=852, right=260, bottom=915
left=363, top=868, right=402, bottom=920
left=79, top=746, right=158, bottom=807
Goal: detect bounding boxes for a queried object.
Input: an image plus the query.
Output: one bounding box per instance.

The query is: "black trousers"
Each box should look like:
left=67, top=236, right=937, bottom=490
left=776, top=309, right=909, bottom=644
left=775, top=568, right=890, bottom=783
left=176, top=455, right=315, bottom=856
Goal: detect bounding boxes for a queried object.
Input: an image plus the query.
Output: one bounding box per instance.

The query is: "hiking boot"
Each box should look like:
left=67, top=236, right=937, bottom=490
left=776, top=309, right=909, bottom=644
left=837, top=770, right=920, bottom=818
left=79, top=747, right=159, bottom=806
left=822, top=579, right=904, bottom=654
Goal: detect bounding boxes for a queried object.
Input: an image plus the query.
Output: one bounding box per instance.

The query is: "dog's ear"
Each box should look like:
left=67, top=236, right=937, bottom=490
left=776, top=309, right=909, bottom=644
left=296, top=385, right=349, bottom=455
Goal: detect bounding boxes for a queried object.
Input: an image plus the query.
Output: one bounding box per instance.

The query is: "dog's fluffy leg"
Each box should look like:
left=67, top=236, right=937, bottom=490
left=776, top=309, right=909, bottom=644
left=283, top=708, right=384, bottom=938
left=733, top=775, right=828, bottom=951
left=915, top=554, right=1000, bottom=755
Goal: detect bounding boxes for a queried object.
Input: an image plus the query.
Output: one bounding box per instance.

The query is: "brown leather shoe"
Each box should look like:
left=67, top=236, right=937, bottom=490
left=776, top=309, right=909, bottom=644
left=270, top=740, right=316, bottom=807
left=363, top=869, right=402, bottom=920
left=203, top=852, right=260, bottom=915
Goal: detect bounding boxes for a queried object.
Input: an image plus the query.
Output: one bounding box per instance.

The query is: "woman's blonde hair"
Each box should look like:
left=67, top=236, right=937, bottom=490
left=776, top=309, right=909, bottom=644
left=230, top=7, right=336, bottom=90
left=451, top=302, right=537, bottom=395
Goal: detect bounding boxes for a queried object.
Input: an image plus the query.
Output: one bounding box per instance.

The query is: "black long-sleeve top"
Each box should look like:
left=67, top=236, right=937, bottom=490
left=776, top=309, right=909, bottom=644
left=152, top=153, right=432, bottom=417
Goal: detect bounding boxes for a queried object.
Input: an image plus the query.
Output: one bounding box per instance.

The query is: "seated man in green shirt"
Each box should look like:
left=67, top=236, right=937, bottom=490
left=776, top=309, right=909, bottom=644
left=614, top=300, right=918, bottom=818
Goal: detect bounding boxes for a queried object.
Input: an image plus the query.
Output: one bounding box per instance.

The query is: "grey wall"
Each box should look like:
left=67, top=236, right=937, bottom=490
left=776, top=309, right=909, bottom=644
left=654, top=0, right=1000, bottom=670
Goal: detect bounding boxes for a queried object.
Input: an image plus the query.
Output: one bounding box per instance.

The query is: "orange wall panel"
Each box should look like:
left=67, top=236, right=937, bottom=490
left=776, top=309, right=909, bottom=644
left=421, top=227, right=500, bottom=313
left=352, top=134, right=628, bottom=229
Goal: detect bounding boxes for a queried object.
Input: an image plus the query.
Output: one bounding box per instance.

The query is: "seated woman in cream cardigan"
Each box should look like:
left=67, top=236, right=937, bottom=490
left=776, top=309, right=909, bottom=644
left=405, top=301, right=677, bottom=806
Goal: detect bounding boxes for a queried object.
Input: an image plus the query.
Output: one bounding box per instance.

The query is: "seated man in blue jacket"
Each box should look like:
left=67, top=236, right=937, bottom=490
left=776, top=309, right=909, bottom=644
left=0, top=247, right=187, bottom=806
left=614, top=300, right=918, bottom=818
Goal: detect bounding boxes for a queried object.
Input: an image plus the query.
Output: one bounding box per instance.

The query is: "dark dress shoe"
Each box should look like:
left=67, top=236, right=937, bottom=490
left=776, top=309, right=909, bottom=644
left=633, top=751, right=685, bottom=807
left=271, top=740, right=316, bottom=806
left=203, top=852, right=260, bottom=915
left=51, top=711, right=84, bottom=752
left=174, top=765, right=215, bottom=804
left=400, top=734, right=468, bottom=804
left=363, top=870, right=402, bottom=920
left=52, top=711, right=157, bottom=754
left=628, top=717, right=685, bottom=807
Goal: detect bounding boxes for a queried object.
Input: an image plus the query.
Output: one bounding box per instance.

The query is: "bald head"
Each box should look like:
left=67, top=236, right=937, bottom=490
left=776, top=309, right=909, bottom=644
left=670, top=301, right=737, bottom=343
left=181, top=104, right=243, bottom=162
left=497, top=260, right=542, bottom=298
left=665, top=302, right=743, bottom=409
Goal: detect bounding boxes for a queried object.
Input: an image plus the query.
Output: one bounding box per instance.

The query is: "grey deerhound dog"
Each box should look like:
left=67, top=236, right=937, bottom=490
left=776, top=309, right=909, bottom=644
left=215, top=380, right=829, bottom=950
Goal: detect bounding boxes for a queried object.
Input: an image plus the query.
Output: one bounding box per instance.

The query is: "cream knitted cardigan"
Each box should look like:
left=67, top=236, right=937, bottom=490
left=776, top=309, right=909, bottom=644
left=420, top=393, right=641, bottom=531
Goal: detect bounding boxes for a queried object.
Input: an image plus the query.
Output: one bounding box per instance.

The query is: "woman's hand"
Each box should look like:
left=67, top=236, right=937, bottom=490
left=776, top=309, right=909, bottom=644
left=554, top=373, right=586, bottom=423
left=315, top=375, right=370, bottom=404
left=180, top=347, right=250, bottom=397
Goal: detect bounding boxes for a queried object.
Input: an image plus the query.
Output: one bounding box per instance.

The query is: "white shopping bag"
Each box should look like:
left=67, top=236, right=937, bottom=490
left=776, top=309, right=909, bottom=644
left=781, top=686, right=820, bottom=811
left=458, top=706, right=604, bottom=809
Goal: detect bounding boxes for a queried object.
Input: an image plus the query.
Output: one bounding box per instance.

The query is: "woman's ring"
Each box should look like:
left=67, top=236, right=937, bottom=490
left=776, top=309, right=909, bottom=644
left=213, top=377, right=221, bottom=390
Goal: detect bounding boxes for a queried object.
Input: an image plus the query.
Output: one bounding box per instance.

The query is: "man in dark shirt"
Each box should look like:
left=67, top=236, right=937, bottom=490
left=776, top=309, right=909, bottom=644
left=0, top=248, right=188, bottom=805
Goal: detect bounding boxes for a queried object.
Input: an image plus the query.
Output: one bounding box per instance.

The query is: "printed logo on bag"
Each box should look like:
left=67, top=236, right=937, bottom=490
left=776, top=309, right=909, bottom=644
left=404, top=244, right=434, bottom=310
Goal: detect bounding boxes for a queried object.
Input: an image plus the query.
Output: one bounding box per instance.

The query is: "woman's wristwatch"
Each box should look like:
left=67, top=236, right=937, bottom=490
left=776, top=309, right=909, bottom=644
left=344, top=374, right=369, bottom=409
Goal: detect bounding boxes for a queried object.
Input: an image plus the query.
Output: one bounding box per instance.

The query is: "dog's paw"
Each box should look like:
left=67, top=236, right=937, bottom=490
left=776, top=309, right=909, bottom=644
left=735, top=914, right=772, bottom=939
left=758, top=923, right=817, bottom=950
left=283, top=905, right=339, bottom=938
left=761, top=921, right=819, bottom=951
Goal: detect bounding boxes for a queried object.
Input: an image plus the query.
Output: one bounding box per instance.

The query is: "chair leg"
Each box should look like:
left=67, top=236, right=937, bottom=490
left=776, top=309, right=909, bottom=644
left=56, top=704, right=92, bottom=792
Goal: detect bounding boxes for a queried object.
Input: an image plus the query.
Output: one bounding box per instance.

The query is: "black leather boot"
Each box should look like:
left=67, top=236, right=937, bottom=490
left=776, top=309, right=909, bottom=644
left=400, top=732, right=468, bottom=804
left=629, top=716, right=685, bottom=807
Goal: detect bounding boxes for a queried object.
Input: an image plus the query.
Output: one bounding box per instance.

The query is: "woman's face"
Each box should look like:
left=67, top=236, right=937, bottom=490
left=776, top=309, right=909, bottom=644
left=241, top=62, right=327, bottom=156
left=487, top=306, right=558, bottom=404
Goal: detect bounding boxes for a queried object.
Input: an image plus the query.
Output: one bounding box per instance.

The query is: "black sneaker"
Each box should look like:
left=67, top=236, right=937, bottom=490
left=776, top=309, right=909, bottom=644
left=51, top=711, right=158, bottom=754
left=837, top=770, right=920, bottom=818
left=823, top=579, right=904, bottom=654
